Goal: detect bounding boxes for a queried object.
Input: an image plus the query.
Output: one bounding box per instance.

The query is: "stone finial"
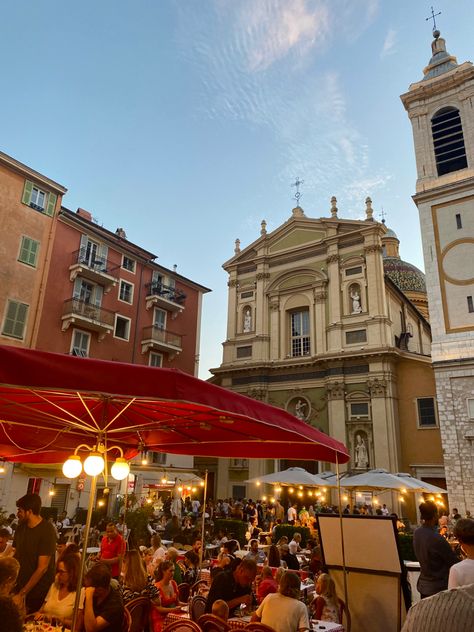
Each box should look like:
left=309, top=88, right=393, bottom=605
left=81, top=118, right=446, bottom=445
left=291, top=206, right=305, bottom=218
left=234, top=238, right=241, bottom=254
left=330, top=196, right=338, bottom=218
left=365, top=196, right=374, bottom=221
left=261, top=219, right=267, bottom=236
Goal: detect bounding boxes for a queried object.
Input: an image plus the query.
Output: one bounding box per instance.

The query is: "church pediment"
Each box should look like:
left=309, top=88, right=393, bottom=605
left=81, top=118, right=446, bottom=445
left=279, top=274, right=316, bottom=290
left=269, top=228, right=325, bottom=253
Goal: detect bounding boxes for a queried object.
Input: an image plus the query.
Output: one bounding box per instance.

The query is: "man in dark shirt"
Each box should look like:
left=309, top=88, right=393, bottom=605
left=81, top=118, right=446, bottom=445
left=205, top=558, right=257, bottom=616
left=12, top=493, right=57, bottom=613
left=413, top=500, right=458, bottom=598
left=78, top=563, right=124, bottom=632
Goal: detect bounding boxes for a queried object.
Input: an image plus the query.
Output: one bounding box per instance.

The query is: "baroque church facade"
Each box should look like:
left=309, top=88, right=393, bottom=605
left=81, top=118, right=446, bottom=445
left=210, top=199, right=444, bottom=508
left=401, top=29, right=474, bottom=513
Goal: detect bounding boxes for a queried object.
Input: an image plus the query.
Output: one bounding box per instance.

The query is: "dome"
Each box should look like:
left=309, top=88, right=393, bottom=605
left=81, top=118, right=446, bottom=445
left=383, top=257, right=426, bottom=293
left=383, top=227, right=399, bottom=240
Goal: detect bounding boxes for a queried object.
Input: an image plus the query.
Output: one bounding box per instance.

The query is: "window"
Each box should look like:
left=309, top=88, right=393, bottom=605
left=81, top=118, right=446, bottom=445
left=290, top=310, right=310, bottom=357
left=78, top=236, right=107, bottom=271
left=22, top=180, right=57, bottom=216
left=119, top=280, right=133, bottom=304
left=346, top=329, right=367, bottom=344
left=71, top=330, right=90, bottom=357
left=468, top=296, right=474, bottom=313
left=154, top=308, right=166, bottom=330
left=150, top=451, right=166, bottom=465
left=417, top=397, right=438, bottom=428
left=456, top=213, right=463, bottom=229
left=431, top=107, right=468, bottom=176
left=149, top=352, right=163, bottom=368
left=18, top=236, right=40, bottom=267
left=350, top=402, right=369, bottom=419
left=346, top=266, right=363, bottom=276
left=467, top=399, right=474, bottom=419
left=122, top=256, right=136, bottom=273
left=2, top=300, right=29, bottom=339
left=114, top=315, right=131, bottom=340
left=236, top=345, right=252, bottom=358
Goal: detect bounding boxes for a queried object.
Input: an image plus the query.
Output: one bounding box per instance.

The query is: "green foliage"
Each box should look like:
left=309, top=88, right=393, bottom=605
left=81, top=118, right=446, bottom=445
left=213, top=518, right=247, bottom=546
left=273, top=524, right=311, bottom=546
left=397, top=533, right=417, bottom=561
left=125, top=505, right=154, bottom=548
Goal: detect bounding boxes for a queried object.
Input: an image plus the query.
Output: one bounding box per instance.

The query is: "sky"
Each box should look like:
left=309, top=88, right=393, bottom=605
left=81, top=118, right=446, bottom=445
left=1, top=1, right=472, bottom=378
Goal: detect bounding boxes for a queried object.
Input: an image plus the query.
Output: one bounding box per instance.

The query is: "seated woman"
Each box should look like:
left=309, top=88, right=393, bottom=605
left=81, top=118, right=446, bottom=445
left=150, top=560, right=186, bottom=632
left=120, top=549, right=161, bottom=606
left=252, top=571, right=309, bottom=632
left=256, top=565, right=278, bottom=603
left=34, top=553, right=79, bottom=627
left=182, top=550, right=200, bottom=585
left=313, top=573, right=339, bottom=624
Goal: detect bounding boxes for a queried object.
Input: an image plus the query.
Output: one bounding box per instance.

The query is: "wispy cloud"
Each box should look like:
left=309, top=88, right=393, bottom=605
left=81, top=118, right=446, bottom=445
left=381, top=28, right=397, bottom=58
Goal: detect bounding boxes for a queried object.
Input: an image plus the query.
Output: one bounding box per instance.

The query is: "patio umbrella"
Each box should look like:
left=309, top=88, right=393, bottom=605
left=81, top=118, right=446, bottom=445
left=393, top=472, right=447, bottom=494
left=340, top=468, right=446, bottom=494
left=245, top=466, right=337, bottom=487
left=0, top=345, right=349, bottom=464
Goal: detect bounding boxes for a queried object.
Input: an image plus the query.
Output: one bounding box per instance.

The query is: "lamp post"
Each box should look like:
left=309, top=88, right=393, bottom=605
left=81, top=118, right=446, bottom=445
left=62, top=441, right=130, bottom=632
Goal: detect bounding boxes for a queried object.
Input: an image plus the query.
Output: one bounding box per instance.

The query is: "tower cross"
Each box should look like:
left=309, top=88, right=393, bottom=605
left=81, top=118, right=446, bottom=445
left=291, top=177, right=304, bottom=206
left=426, top=6, right=441, bottom=31
left=380, top=208, right=387, bottom=223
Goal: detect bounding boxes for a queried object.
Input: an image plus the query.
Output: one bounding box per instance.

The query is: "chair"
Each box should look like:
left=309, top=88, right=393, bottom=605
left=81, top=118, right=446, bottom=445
left=122, top=607, right=132, bottom=632
left=163, top=619, right=201, bottom=632
left=198, top=614, right=231, bottom=632
left=189, top=595, right=207, bottom=622
left=178, top=582, right=191, bottom=603
left=190, top=579, right=208, bottom=596
left=244, top=624, right=276, bottom=632
left=125, top=596, right=150, bottom=632
left=338, top=597, right=352, bottom=632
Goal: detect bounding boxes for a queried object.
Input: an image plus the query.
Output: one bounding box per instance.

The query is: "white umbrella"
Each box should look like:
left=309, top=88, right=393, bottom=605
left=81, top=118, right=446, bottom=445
left=394, top=472, right=447, bottom=494
left=340, top=468, right=447, bottom=494
left=245, top=466, right=336, bottom=487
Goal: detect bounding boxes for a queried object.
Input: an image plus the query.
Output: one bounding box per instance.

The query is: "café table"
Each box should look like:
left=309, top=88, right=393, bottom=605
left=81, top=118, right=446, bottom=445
left=311, top=621, right=344, bottom=632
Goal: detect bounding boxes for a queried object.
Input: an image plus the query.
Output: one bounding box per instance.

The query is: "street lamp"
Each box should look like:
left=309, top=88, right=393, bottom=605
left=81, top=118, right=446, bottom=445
left=62, top=443, right=130, bottom=481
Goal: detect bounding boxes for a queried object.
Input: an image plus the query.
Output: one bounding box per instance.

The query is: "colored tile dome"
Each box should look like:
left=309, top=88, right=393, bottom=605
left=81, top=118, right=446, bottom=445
left=383, top=256, right=427, bottom=293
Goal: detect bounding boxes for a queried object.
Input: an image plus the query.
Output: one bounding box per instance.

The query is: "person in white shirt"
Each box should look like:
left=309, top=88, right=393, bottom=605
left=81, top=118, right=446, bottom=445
left=0, top=529, right=14, bottom=558
left=287, top=504, right=297, bottom=525
left=448, top=518, right=474, bottom=589
left=288, top=533, right=302, bottom=555
left=381, top=504, right=390, bottom=516
left=252, top=570, right=309, bottom=632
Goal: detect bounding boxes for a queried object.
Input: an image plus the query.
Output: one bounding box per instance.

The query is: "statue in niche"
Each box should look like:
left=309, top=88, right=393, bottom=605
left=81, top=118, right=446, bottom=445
left=350, top=287, right=362, bottom=314
left=295, top=399, right=307, bottom=420
left=354, top=433, right=369, bottom=469
left=243, top=308, right=252, bottom=332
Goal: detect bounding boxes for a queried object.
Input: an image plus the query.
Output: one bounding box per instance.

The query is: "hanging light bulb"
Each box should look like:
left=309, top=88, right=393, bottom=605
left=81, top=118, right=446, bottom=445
left=62, top=455, right=83, bottom=479
left=111, top=457, right=130, bottom=481
left=270, top=497, right=275, bottom=503
left=262, top=495, right=267, bottom=501
left=299, top=485, right=303, bottom=490
left=256, top=481, right=261, bottom=487
left=192, top=487, right=197, bottom=493
left=298, top=491, right=303, bottom=498
left=0, top=462, right=5, bottom=474
left=200, top=481, right=205, bottom=487
left=308, top=491, right=313, bottom=497
left=49, top=488, right=55, bottom=497
left=161, top=476, right=168, bottom=485
left=289, top=487, right=294, bottom=493
left=84, top=451, right=105, bottom=476
left=178, top=486, right=183, bottom=493
left=141, top=456, right=148, bottom=466
left=275, top=486, right=282, bottom=493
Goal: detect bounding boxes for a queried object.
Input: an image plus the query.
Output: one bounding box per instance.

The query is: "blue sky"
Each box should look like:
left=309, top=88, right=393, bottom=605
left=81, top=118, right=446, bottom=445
left=1, top=1, right=472, bottom=377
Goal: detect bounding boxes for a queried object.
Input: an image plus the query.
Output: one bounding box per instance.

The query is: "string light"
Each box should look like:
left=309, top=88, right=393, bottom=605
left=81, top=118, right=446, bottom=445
left=270, top=497, right=275, bottom=503
left=297, top=491, right=303, bottom=498
left=256, top=481, right=261, bottom=487
left=289, top=487, right=294, bottom=494
left=262, top=495, right=267, bottom=501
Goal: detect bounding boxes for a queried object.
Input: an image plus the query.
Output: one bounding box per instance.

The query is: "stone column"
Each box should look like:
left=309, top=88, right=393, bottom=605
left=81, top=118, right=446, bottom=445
left=368, top=378, right=399, bottom=471
left=269, top=297, right=280, bottom=360
left=326, top=253, right=342, bottom=351
left=255, top=272, right=270, bottom=336
left=326, top=381, right=346, bottom=453
left=314, top=286, right=327, bottom=355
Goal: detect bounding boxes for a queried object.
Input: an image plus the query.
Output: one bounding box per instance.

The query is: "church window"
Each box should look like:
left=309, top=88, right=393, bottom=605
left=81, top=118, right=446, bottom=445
left=350, top=402, right=369, bottom=419
left=290, top=310, right=310, bottom=357
left=431, top=107, right=468, bottom=176
left=416, top=397, right=438, bottom=428
left=455, top=213, right=462, bottom=229
left=467, top=296, right=474, bottom=313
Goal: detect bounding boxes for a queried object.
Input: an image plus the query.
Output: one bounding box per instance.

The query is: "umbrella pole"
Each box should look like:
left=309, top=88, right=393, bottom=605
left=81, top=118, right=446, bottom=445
left=199, top=469, right=208, bottom=573
left=336, top=456, right=349, bottom=609
left=72, top=474, right=97, bottom=632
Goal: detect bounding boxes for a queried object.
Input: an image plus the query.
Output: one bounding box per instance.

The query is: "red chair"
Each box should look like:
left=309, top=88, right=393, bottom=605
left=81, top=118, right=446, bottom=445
left=122, top=607, right=132, bottom=632
left=178, top=582, right=191, bottom=603
left=163, top=619, right=201, bottom=632
left=189, top=595, right=207, bottom=622
left=191, top=579, right=208, bottom=596
left=125, top=596, right=150, bottom=632
left=198, top=614, right=231, bottom=632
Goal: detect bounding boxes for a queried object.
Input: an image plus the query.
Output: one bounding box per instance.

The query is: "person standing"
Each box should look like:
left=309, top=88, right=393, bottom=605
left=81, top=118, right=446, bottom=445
left=287, top=504, right=297, bottom=525
left=413, top=501, right=458, bottom=598
left=12, top=493, right=57, bottom=613
left=96, top=522, right=125, bottom=580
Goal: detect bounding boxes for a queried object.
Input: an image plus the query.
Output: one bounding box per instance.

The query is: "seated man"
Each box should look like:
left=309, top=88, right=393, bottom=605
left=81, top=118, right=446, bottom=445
left=280, top=544, right=300, bottom=571
left=78, top=563, right=124, bottom=632
left=245, top=539, right=266, bottom=565
left=288, top=533, right=302, bottom=555
left=205, top=558, right=257, bottom=616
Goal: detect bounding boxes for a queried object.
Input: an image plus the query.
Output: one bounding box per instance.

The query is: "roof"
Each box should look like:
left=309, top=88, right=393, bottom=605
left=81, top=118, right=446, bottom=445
left=383, top=257, right=426, bottom=293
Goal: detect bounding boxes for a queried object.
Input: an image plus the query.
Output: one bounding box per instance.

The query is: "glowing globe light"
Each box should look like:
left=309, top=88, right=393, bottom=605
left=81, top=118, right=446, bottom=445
left=62, top=455, right=83, bottom=479
left=111, top=457, right=130, bottom=481
left=84, top=452, right=105, bottom=476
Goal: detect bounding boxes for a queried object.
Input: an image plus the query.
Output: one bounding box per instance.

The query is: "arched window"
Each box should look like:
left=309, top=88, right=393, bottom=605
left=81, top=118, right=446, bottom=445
left=431, top=107, right=468, bottom=176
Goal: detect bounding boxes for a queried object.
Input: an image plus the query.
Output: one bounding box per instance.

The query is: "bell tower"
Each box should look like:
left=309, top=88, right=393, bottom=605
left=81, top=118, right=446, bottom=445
left=401, top=29, right=474, bottom=513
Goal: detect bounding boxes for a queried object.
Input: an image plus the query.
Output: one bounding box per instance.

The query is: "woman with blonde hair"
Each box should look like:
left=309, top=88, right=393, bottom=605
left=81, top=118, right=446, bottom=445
left=0, top=557, right=20, bottom=596
left=120, top=549, right=160, bottom=605
left=252, top=570, right=309, bottom=632
left=313, top=573, right=339, bottom=623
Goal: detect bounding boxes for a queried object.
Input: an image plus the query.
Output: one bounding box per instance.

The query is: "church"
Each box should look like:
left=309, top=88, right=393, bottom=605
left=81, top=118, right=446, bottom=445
left=210, top=196, right=444, bottom=512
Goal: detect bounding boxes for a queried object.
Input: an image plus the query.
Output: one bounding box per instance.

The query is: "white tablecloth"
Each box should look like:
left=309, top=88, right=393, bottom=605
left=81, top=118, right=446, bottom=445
left=312, top=621, right=344, bottom=631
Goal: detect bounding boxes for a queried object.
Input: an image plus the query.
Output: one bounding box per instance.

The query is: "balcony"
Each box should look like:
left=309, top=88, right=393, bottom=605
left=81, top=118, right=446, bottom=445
left=141, top=325, right=183, bottom=356
left=145, top=282, right=186, bottom=316
left=61, top=299, right=115, bottom=340
left=68, top=248, right=117, bottom=293
left=229, top=459, right=249, bottom=469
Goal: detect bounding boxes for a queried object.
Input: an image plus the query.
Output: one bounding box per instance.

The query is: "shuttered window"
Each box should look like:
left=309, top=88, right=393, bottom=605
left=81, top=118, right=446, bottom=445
left=22, top=180, right=57, bottom=216
left=18, top=236, right=40, bottom=267
left=2, top=300, right=29, bottom=339
left=432, top=107, right=468, bottom=176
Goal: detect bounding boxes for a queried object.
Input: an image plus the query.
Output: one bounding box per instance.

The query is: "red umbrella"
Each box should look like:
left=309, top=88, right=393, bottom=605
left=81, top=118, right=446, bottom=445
left=0, top=345, right=349, bottom=464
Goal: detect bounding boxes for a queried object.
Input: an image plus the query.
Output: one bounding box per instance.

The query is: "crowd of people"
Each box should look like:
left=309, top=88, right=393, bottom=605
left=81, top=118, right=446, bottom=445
left=0, top=491, right=473, bottom=632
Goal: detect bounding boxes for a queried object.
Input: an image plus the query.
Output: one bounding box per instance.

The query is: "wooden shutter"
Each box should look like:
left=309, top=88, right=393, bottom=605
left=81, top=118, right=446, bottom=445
left=98, top=244, right=108, bottom=270
left=73, top=277, right=83, bottom=299
left=45, top=192, right=57, bottom=217
left=79, top=235, right=88, bottom=262
left=3, top=301, right=28, bottom=338
left=19, top=237, right=39, bottom=266
left=22, top=180, right=33, bottom=205
left=94, top=285, right=103, bottom=307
